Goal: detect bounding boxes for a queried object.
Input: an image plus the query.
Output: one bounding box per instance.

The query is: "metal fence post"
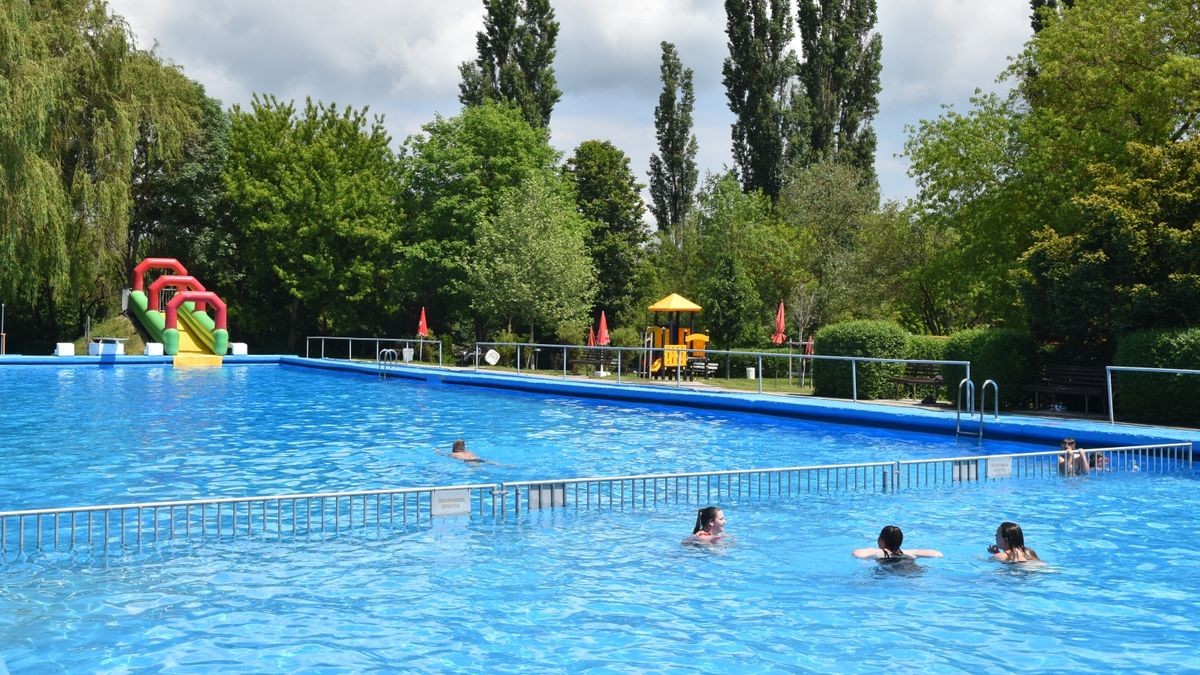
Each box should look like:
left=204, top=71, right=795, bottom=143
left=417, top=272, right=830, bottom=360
left=851, top=360, right=858, bottom=402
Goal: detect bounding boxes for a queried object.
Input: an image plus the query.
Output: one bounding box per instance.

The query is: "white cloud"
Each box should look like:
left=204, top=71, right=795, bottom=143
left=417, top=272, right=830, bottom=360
left=109, top=0, right=1030, bottom=202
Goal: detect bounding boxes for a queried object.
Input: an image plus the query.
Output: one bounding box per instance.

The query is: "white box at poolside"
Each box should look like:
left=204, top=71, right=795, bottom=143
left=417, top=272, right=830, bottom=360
left=144, top=342, right=164, bottom=356
left=88, top=338, right=125, bottom=356
left=54, top=342, right=75, bottom=357
left=229, top=342, right=248, bottom=355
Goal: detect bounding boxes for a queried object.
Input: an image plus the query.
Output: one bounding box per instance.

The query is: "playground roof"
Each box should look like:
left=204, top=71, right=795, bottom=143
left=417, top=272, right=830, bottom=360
left=648, top=293, right=701, bottom=313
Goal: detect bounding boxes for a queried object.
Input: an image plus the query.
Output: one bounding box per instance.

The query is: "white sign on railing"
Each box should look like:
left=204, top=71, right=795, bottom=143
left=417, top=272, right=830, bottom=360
left=431, top=489, right=471, bottom=516
left=528, top=484, right=565, bottom=510
left=987, top=456, right=1013, bottom=479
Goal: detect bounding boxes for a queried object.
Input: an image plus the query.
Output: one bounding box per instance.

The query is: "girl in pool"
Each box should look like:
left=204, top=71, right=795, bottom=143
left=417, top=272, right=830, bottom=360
left=852, top=525, right=943, bottom=561
left=684, top=506, right=726, bottom=545
left=987, top=521, right=1041, bottom=563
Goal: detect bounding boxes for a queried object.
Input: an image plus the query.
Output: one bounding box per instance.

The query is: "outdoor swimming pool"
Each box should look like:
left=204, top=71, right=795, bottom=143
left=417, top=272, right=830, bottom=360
left=1, top=364, right=1197, bottom=671
left=0, top=364, right=1056, bottom=510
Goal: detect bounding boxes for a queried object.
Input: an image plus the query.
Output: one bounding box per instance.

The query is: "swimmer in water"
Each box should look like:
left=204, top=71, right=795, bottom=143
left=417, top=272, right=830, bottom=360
left=987, top=521, right=1041, bottom=563
left=441, top=439, right=485, bottom=463
left=852, top=525, right=943, bottom=562
left=684, top=506, right=726, bottom=546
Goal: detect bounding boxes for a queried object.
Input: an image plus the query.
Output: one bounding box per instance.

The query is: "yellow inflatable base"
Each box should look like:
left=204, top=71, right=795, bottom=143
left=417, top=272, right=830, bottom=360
left=173, top=353, right=223, bottom=368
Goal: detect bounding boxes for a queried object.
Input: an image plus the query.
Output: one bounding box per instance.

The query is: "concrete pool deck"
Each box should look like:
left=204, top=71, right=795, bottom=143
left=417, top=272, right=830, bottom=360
left=4, top=353, right=1197, bottom=452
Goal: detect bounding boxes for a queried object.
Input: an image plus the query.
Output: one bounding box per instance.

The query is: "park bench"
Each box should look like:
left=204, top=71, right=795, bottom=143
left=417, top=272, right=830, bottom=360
left=686, top=357, right=719, bottom=380
left=570, top=351, right=616, bottom=374
left=1021, top=365, right=1108, bottom=414
left=890, top=363, right=944, bottom=400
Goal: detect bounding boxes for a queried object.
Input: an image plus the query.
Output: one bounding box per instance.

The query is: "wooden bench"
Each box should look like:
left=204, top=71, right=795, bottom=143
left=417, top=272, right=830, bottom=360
left=686, top=357, right=719, bottom=380
left=1021, top=365, right=1107, bottom=414
left=570, top=352, right=615, bottom=373
left=890, top=363, right=944, bottom=400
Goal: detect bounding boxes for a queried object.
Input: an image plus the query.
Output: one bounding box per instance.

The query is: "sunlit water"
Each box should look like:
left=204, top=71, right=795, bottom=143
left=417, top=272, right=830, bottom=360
left=2, top=366, right=1197, bottom=672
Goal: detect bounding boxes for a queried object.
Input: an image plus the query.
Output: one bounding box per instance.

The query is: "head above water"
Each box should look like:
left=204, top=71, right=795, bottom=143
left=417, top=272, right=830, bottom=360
left=877, top=525, right=904, bottom=553
left=996, top=521, right=1026, bottom=549
left=693, top=506, right=724, bottom=534
left=1060, top=437, right=1076, bottom=450
left=451, top=439, right=467, bottom=454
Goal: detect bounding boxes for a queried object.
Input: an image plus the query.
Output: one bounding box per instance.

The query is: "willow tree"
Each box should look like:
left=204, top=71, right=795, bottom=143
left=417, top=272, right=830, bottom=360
left=0, top=0, right=201, bottom=341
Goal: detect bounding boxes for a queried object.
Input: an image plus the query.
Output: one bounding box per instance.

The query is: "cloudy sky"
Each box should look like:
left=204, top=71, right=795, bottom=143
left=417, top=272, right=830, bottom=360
left=106, top=0, right=1032, bottom=204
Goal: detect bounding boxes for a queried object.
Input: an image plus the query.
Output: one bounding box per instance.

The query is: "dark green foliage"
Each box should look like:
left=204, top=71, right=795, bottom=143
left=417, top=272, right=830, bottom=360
left=796, top=0, right=883, bottom=184
left=944, top=328, right=1035, bottom=409
left=1030, top=0, right=1075, bottom=32
left=722, top=0, right=801, bottom=200
left=697, top=256, right=762, bottom=349
left=1112, top=328, right=1200, bottom=425
left=812, top=320, right=907, bottom=399
left=648, top=42, right=699, bottom=232
left=458, top=0, right=561, bottom=129
left=564, top=140, right=647, bottom=322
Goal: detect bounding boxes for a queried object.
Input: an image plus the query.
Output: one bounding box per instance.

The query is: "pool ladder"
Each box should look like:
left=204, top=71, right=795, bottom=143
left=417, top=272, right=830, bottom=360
left=956, top=378, right=999, bottom=439
left=378, top=348, right=399, bottom=378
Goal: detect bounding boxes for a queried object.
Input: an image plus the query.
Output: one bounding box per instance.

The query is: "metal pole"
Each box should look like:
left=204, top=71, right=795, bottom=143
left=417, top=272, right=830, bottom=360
left=1106, top=367, right=1115, bottom=424
left=851, top=359, right=858, bottom=402
left=757, top=354, right=763, bottom=394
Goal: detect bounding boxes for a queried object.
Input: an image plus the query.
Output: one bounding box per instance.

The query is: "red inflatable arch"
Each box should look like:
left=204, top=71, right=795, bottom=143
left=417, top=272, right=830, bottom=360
left=148, top=275, right=208, bottom=311
left=165, top=291, right=227, bottom=330
left=131, top=257, right=188, bottom=292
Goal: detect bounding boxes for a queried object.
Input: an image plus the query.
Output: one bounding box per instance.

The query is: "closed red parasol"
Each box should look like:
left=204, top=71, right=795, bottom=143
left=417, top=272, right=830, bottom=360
left=771, top=301, right=786, bottom=345
left=597, top=311, right=610, bottom=346
left=417, top=307, right=429, bottom=337
left=587, top=325, right=596, bottom=347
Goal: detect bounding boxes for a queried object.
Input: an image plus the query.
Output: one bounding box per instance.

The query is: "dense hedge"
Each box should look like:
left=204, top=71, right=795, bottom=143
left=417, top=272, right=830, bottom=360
left=1113, top=328, right=1200, bottom=425
left=813, top=320, right=907, bottom=399
left=944, top=328, right=1035, bottom=409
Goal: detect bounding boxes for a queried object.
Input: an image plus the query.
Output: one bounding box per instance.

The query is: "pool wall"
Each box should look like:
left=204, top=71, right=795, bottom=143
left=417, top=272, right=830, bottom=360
left=3, top=354, right=1197, bottom=452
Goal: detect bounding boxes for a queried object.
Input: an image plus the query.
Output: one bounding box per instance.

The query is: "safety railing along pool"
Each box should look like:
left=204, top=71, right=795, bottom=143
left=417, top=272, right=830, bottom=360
left=0, top=443, right=1190, bottom=558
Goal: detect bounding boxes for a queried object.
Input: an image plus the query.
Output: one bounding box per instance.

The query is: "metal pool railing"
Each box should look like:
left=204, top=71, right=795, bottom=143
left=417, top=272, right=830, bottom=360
left=0, top=443, right=1189, bottom=558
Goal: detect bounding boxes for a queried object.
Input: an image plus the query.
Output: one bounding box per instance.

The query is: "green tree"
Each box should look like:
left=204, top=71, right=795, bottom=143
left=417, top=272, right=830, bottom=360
left=722, top=0, right=803, bottom=200
left=796, top=0, right=883, bottom=183
left=564, top=140, right=647, bottom=323
left=401, top=103, right=561, bottom=336
left=127, top=91, right=230, bottom=277
left=458, top=0, right=561, bottom=129
left=223, top=96, right=402, bottom=349
left=1029, top=0, right=1074, bottom=32
left=0, top=0, right=202, bottom=345
left=469, top=176, right=595, bottom=340
left=1019, top=138, right=1200, bottom=361
left=647, top=42, right=699, bottom=232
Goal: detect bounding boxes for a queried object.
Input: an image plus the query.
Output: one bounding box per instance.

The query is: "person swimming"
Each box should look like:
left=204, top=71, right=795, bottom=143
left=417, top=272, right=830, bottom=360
left=987, top=521, right=1040, bottom=563
left=441, top=439, right=485, bottom=463
left=683, top=506, right=726, bottom=546
left=852, top=525, right=943, bottom=562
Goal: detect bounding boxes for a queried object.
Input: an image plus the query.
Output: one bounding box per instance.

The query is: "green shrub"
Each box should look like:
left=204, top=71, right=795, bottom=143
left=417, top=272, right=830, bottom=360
left=491, top=328, right=520, bottom=366
left=607, top=326, right=642, bottom=349
left=1113, top=327, right=1200, bottom=425
left=812, top=321, right=907, bottom=399
left=944, top=328, right=1034, bottom=409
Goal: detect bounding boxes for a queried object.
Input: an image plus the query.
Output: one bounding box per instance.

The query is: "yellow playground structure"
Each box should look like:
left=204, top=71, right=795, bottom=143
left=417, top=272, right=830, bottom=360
left=643, top=293, right=715, bottom=379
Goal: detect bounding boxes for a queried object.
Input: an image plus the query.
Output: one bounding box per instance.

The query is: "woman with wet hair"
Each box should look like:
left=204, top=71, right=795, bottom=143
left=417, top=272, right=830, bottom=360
left=853, top=525, right=942, bottom=560
left=987, top=521, right=1040, bottom=563
left=684, top=506, right=726, bottom=545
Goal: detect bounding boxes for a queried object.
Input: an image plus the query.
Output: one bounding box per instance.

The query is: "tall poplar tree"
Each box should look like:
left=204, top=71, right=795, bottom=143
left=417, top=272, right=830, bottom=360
left=647, top=42, right=699, bottom=234
left=796, top=0, right=883, bottom=185
left=722, top=0, right=802, bottom=200
left=458, top=0, right=561, bottom=129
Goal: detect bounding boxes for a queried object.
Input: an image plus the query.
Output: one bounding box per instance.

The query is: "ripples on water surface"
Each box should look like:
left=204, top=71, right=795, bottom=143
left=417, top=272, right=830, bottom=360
left=2, top=364, right=1045, bottom=509
left=2, top=366, right=1198, bottom=671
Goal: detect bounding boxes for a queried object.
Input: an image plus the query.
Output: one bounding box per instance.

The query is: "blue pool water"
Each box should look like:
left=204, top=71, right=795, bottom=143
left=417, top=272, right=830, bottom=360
left=2, top=365, right=1198, bottom=672
left=1, top=365, right=1047, bottom=510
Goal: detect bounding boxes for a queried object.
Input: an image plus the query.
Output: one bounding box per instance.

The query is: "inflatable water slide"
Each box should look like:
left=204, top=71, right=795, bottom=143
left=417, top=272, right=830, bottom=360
left=128, top=258, right=229, bottom=367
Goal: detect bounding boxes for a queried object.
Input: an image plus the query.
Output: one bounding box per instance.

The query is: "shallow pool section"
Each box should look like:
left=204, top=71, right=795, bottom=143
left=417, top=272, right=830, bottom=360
left=2, top=471, right=1197, bottom=671
left=0, top=365, right=1055, bottom=510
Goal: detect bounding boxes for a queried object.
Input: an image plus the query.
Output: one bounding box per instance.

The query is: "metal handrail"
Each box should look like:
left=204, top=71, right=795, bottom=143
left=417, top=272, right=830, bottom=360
left=1106, top=365, right=1200, bottom=423
left=955, top=378, right=976, bottom=437
left=2, top=443, right=1188, bottom=557
left=378, top=348, right=398, bottom=378
left=305, top=336, right=443, bottom=367
left=474, top=340, right=971, bottom=401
